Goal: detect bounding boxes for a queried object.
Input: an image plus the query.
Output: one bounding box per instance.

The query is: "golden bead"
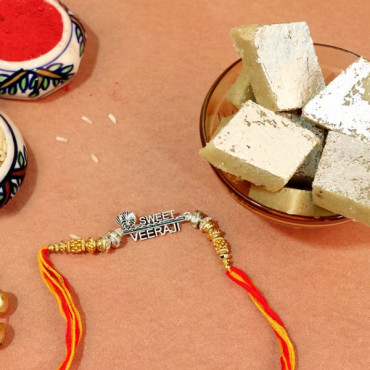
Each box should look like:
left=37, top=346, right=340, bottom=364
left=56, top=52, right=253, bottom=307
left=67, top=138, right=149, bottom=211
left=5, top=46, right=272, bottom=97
left=48, top=244, right=55, bottom=252
left=59, top=241, right=68, bottom=253
left=96, top=237, right=106, bottom=252
left=198, top=212, right=233, bottom=270
left=0, top=291, right=8, bottom=315
left=207, top=228, right=223, bottom=240
left=68, top=238, right=86, bottom=253
left=212, top=237, right=229, bottom=249
left=216, top=249, right=229, bottom=256
left=85, top=237, right=97, bottom=254
left=0, top=323, right=5, bottom=345
left=201, top=220, right=216, bottom=233
left=221, top=255, right=232, bottom=269
left=50, top=243, right=59, bottom=252
left=199, top=217, right=213, bottom=230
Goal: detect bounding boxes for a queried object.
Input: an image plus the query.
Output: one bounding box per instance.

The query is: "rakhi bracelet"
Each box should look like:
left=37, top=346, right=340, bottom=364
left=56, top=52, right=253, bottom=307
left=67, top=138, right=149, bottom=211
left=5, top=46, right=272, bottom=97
left=38, top=209, right=296, bottom=370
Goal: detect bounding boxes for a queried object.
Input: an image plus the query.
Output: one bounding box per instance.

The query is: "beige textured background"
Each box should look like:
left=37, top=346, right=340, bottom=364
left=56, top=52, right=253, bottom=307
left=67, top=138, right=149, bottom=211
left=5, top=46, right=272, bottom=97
left=1, top=0, right=369, bottom=369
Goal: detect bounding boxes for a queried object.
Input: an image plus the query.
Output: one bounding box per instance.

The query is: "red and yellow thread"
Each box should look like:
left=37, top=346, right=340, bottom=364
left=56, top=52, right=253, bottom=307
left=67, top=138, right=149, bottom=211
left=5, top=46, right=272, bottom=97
left=38, top=247, right=82, bottom=370
left=227, top=267, right=295, bottom=370
left=197, top=215, right=296, bottom=370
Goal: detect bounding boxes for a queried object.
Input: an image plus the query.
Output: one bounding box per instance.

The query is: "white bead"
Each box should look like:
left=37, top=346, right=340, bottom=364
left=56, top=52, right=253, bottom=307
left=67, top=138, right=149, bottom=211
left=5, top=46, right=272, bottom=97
left=103, top=236, right=112, bottom=252
left=190, top=211, right=203, bottom=228
left=114, top=228, right=124, bottom=237
left=108, top=231, right=121, bottom=248
left=199, top=217, right=213, bottom=230
left=183, top=212, right=192, bottom=221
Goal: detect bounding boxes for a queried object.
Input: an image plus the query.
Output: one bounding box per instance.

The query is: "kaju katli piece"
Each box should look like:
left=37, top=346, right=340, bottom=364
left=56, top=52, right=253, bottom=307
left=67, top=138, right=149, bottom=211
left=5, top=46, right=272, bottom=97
left=230, top=22, right=325, bottom=111
left=38, top=209, right=296, bottom=370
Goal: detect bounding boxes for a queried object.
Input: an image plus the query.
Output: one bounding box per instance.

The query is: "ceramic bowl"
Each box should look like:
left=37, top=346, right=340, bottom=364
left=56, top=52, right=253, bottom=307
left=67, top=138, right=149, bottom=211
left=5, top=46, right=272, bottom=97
left=0, top=114, right=27, bottom=209
left=0, top=0, right=86, bottom=100
left=200, top=44, right=361, bottom=228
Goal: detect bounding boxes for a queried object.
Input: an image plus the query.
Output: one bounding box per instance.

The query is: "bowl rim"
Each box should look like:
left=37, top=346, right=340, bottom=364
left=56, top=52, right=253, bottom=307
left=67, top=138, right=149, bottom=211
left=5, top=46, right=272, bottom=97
left=0, top=114, right=16, bottom=181
left=199, top=43, right=361, bottom=226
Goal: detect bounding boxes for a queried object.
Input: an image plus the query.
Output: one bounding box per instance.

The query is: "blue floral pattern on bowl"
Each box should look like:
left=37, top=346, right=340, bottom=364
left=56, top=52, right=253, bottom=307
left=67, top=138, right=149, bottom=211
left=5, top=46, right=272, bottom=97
left=0, top=0, right=86, bottom=100
left=0, top=114, right=27, bottom=209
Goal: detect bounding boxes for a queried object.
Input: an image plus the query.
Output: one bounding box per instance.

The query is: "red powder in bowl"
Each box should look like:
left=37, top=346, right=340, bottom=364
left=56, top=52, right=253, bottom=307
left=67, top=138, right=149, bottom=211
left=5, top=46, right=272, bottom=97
left=0, top=0, right=63, bottom=62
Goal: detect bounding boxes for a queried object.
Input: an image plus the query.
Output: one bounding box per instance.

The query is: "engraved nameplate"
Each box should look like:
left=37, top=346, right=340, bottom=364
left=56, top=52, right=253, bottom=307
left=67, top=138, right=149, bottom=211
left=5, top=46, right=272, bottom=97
left=116, top=210, right=187, bottom=242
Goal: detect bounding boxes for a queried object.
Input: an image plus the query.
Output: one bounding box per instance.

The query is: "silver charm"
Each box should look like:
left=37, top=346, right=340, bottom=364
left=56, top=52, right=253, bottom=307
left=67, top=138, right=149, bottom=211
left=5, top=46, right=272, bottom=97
left=116, top=210, right=188, bottom=242
left=116, top=211, right=137, bottom=230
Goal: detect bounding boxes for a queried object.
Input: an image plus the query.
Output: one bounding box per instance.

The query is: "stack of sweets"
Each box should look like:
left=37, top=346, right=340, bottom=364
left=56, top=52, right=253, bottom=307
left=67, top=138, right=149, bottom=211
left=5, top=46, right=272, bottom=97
left=200, top=21, right=370, bottom=226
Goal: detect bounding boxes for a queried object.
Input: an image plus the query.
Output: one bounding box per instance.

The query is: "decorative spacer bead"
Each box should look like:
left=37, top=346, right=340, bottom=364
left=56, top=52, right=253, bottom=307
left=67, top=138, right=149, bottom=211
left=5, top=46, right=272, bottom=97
left=48, top=244, right=56, bottom=252
left=48, top=241, right=68, bottom=253
left=207, top=228, right=223, bottom=240
left=103, top=236, right=112, bottom=251
left=96, top=237, right=106, bottom=252
left=183, top=212, right=192, bottom=221
left=212, top=236, right=229, bottom=250
left=114, top=228, right=124, bottom=237
left=200, top=220, right=216, bottom=233
left=199, top=217, right=213, bottom=230
left=48, top=238, right=93, bottom=254
left=69, top=238, right=86, bottom=254
left=60, top=241, right=68, bottom=253
left=107, top=230, right=121, bottom=248
left=196, top=212, right=233, bottom=270
left=85, top=237, right=96, bottom=254
left=190, top=210, right=203, bottom=228
left=46, top=227, right=125, bottom=255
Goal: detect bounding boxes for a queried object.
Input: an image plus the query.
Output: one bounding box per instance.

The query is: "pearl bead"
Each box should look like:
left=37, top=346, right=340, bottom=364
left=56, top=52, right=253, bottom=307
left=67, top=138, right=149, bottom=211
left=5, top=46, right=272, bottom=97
left=0, top=323, right=5, bottom=345
left=0, top=291, right=9, bottom=315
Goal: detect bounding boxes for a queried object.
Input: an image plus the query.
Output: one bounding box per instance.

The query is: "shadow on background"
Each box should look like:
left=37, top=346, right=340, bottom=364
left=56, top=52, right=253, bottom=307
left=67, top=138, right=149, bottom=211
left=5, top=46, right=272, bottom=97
left=269, top=220, right=370, bottom=250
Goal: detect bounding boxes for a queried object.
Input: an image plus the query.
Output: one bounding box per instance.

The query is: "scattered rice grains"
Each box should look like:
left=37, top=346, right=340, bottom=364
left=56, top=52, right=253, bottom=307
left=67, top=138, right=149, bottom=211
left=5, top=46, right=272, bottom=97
left=55, top=113, right=119, bottom=164
left=90, top=153, right=99, bottom=163
left=81, top=115, right=93, bottom=124
left=56, top=136, right=68, bottom=142
left=108, top=113, right=117, bottom=124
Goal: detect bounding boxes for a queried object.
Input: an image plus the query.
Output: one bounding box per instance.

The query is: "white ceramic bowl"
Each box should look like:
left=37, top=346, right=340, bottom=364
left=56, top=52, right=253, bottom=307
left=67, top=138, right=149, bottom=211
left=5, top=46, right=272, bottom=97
left=0, top=0, right=86, bottom=100
left=0, top=114, right=27, bottom=209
